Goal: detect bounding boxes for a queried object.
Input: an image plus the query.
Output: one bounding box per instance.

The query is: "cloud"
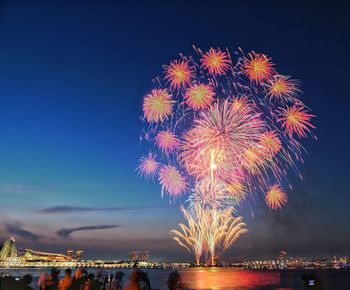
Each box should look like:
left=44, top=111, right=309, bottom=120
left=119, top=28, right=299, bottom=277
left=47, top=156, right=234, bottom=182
left=56, top=225, right=120, bottom=238
left=35, top=205, right=162, bottom=214
left=0, top=183, right=51, bottom=195
left=4, top=222, right=40, bottom=242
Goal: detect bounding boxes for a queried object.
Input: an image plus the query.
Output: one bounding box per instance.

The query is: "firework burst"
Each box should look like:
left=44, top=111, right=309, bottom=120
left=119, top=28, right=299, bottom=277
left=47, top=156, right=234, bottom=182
left=259, top=131, right=282, bottom=158
left=265, top=184, right=288, bottom=210
left=164, top=60, right=192, bottom=90
left=187, top=179, right=237, bottom=211
left=155, top=130, right=180, bottom=153
left=278, top=105, right=315, bottom=138
left=143, top=89, right=174, bottom=123
left=241, top=145, right=267, bottom=173
left=200, top=48, right=231, bottom=75
left=136, top=153, right=159, bottom=179
left=138, top=45, right=315, bottom=265
left=243, top=52, right=275, bottom=84
left=179, top=99, right=265, bottom=180
left=231, top=96, right=252, bottom=112
left=226, top=181, right=247, bottom=203
left=185, top=83, right=215, bottom=110
left=266, top=75, right=299, bottom=102
left=159, top=165, right=187, bottom=197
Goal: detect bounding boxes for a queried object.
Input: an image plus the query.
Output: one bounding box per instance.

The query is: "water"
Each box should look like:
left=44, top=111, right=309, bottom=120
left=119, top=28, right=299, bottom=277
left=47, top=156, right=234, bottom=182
left=2, top=267, right=350, bottom=289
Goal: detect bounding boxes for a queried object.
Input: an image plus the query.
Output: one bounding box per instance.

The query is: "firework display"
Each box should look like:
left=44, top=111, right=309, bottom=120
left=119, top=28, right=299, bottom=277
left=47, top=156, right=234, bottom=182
left=170, top=205, right=247, bottom=266
left=138, top=46, right=315, bottom=264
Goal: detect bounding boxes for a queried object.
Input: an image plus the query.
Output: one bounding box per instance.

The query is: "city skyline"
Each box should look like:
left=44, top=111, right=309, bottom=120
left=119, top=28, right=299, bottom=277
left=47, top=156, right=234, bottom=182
left=0, top=1, right=349, bottom=261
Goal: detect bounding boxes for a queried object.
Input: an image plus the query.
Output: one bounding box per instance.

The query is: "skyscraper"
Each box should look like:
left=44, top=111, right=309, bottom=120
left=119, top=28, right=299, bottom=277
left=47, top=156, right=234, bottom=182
left=76, top=250, right=84, bottom=261
left=0, top=237, right=18, bottom=261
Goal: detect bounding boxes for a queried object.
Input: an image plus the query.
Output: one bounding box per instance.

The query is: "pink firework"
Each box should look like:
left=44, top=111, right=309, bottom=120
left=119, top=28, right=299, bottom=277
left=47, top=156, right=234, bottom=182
left=159, top=165, right=187, bottom=197
left=278, top=105, right=315, bottom=138
left=155, top=130, right=180, bottom=153
left=185, top=83, right=215, bottom=110
left=243, top=52, right=275, bottom=84
left=179, top=100, right=266, bottom=180
left=241, top=145, right=271, bottom=175
left=138, top=46, right=317, bottom=265
left=259, top=131, right=282, bottom=158
left=266, top=75, right=299, bottom=102
left=139, top=45, right=315, bottom=214
left=143, top=89, right=174, bottom=123
left=200, top=48, right=231, bottom=75
left=232, top=95, right=255, bottom=112
left=137, top=153, right=159, bottom=179
left=164, top=60, right=192, bottom=90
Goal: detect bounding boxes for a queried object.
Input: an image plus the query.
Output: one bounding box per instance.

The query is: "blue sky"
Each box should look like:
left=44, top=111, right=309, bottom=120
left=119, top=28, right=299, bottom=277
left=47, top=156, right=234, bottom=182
left=0, top=1, right=349, bottom=261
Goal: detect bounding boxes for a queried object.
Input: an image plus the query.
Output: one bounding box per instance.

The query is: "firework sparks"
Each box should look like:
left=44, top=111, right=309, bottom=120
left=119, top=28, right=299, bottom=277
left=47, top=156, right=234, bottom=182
left=206, top=208, right=247, bottom=266
left=265, top=184, right=288, bottom=210
left=278, top=105, right=315, bottom=138
left=159, top=165, right=187, bottom=197
left=259, top=131, right=282, bottom=157
left=187, top=179, right=237, bottom=211
left=241, top=145, right=266, bottom=173
left=164, top=60, right=192, bottom=90
left=220, top=214, right=248, bottom=250
left=155, top=130, right=180, bottom=153
left=179, top=100, right=265, bottom=180
left=136, top=153, right=159, bottom=179
left=266, top=75, right=299, bottom=102
left=171, top=205, right=247, bottom=266
left=170, top=205, right=205, bottom=266
left=138, top=45, right=315, bottom=264
left=231, top=96, right=252, bottom=112
left=143, top=89, right=174, bottom=123
left=200, top=48, right=231, bottom=75
left=185, top=83, right=215, bottom=110
left=243, top=52, right=275, bottom=84
left=226, top=182, right=247, bottom=203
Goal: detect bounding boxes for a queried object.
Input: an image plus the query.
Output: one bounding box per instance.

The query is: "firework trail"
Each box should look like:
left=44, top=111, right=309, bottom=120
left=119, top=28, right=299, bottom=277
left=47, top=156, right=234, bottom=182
left=170, top=204, right=247, bottom=266
left=138, top=46, right=315, bottom=264
left=170, top=205, right=206, bottom=266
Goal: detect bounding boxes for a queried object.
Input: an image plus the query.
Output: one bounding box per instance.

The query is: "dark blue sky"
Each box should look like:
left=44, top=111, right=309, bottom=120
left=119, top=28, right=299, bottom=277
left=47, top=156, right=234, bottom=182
left=0, top=1, right=349, bottom=261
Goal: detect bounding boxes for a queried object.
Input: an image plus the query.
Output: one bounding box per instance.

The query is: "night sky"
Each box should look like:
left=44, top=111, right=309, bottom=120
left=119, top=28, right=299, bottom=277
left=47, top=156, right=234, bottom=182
left=0, top=1, right=349, bottom=261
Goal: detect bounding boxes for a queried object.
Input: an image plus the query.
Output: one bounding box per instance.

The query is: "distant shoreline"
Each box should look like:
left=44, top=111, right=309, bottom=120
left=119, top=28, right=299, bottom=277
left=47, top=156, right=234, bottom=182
left=1, top=266, right=350, bottom=271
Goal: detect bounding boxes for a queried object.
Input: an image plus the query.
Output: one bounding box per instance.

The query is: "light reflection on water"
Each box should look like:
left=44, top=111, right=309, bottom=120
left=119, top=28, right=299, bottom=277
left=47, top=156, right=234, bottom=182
left=180, top=268, right=280, bottom=289
left=2, top=267, right=283, bottom=289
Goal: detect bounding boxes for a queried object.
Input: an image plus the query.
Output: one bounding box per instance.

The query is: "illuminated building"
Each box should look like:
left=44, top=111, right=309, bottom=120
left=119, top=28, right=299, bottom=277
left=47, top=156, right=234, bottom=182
left=277, top=251, right=287, bottom=269
left=23, top=249, right=73, bottom=262
left=139, top=250, right=150, bottom=262
left=129, top=250, right=150, bottom=262
left=0, top=237, right=17, bottom=261
left=67, top=250, right=74, bottom=258
left=76, top=250, right=84, bottom=261
left=129, top=251, right=138, bottom=262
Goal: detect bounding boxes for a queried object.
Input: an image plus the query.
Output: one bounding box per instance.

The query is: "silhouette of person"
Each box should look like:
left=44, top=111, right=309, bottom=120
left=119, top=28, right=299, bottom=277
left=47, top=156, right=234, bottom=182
left=37, top=272, right=47, bottom=290
left=46, top=268, right=60, bottom=290
left=59, top=268, right=72, bottom=290
left=19, top=274, right=33, bottom=290
left=108, top=271, right=124, bottom=290
left=167, top=271, right=184, bottom=290
left=124, top=270, right=140, bottom=290
left=69, top=269, right=84, bottom=290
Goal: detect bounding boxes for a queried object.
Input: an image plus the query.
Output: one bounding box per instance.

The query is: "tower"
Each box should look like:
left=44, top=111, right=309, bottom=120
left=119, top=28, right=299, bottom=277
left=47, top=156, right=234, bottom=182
left=0, top=237, right=18, bottom=261
left=277, top=251, right=287, bottom=269
left=76, top=250, right=84, bottom=261
left=67, top=250, right=74, bottom=259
